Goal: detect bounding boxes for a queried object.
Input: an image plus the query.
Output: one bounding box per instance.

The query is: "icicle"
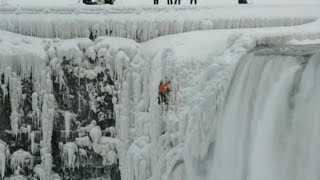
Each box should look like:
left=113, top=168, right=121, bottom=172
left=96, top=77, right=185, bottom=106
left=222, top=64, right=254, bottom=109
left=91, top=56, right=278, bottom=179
left=10, top=111, right=20, bottom=137
left=27, top=125, right=31, bottom=141
left=115, top=51, right=130, bottom=83
left=33, top=164, right=45, bottom=180
left=4, top=67, right=11, bottom=86
left=0, top=153, right=5, bottom=179
left=10, top=149, right=33, bottom=171
left=90, top=126, right=102, bottom=145
left=30, top=132, right=37, bottom=155
left=41, top=93, right=55, bottom=151
left=1, top=84, right=7, bottom=104
left=0, top=141, right=7, bottom=179
left=46, top=79, right=53, bottom=94
left=32, top=92, right=38, bottom=111
left=62, top=111, right=76, bottom=140
left=62, top=143, right=78, bottom=170
left=41, top=151, right=52, bottom=180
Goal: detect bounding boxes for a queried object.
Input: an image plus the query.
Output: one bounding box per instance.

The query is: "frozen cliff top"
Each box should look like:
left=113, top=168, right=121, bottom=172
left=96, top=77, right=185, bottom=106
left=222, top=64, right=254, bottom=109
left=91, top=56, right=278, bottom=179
left=0, top=4, right=320, bottom=41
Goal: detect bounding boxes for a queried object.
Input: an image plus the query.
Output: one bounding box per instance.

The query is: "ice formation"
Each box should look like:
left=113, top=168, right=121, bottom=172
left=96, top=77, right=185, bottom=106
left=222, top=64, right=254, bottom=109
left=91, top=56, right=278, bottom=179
left=62, top=142, right=78, bottom=170
left=10, top=149, right=33, bottom=172
left=0, top=141, right=7, bottom=179
left=0, top=5, right=320, bottom=41
left=0, top=8, right=320, bottom=179
left=90, top=126, right=102, bottom=145
left=63, top=111, right=76, bottom=140
left=75, top=136, right=92, bottom=148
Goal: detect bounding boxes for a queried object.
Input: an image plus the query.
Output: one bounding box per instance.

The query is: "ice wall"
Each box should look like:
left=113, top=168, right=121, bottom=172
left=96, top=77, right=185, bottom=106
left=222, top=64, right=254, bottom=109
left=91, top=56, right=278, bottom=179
left=1, top=18, right=320, bottom=180
left=0, top=32, right=139, bottom=179
left=119, top=20, right=320, bottom=180
left=0, top=4, right=320, bottom=41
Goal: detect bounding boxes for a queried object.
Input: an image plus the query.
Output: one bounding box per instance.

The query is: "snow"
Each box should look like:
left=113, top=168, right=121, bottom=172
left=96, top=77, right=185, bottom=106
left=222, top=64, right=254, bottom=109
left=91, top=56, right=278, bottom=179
left=8, top=175, right=27, bottom=180
left=0, top=3, right=320, bottom=179
left=289, top=38, right=320, bottom=45
left=0, top=5, right=320, bottom=41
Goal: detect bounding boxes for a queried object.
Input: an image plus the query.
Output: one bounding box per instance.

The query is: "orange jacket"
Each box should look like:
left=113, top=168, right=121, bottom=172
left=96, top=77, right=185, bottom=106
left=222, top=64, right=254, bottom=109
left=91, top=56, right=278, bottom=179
left=159, top=82, right=170, bottom=93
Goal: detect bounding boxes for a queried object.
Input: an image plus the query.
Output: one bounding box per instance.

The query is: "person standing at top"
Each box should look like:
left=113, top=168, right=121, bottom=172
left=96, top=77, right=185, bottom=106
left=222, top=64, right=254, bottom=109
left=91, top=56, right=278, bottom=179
left=154, top=0, right=159, bottom=4
left=190, top=0, right=197, bottom=4
left=175, top=0, right=181, bottom=4
left=168, top=0, right=173, bottom=5
left=83, top=0, right=97, bottom=5
left=238, top=0, right=248, bottom=4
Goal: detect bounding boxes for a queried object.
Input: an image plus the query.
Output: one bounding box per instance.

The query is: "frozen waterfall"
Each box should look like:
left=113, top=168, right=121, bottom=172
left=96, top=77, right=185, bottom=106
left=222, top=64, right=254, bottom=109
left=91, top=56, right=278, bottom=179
left=188, top=45, right=320, bottom=180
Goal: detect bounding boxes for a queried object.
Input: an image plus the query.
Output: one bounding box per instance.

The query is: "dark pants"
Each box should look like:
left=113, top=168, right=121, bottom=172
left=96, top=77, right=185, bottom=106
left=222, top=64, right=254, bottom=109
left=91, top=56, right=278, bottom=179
left=190, top=0, right=197, bottom=4
left=158, top=92, right=167, bottom=105
left=167, top=0, right=173, bottom=4
left=154, top=0, right=159, bottom=4
left=175, top=0, right=180, bottom=4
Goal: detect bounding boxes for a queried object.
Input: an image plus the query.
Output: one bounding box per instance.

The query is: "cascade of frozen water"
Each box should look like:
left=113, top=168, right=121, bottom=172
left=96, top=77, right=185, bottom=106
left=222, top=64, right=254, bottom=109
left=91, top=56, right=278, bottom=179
left=200, top=50, right=320, bottom=180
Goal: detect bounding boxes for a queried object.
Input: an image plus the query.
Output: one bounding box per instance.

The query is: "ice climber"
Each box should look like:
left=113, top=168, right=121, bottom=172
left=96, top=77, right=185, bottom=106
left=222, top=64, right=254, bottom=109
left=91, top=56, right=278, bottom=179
left=190, top=0, right=197, bottom=4
left=158, top=80, right=171, bottom=105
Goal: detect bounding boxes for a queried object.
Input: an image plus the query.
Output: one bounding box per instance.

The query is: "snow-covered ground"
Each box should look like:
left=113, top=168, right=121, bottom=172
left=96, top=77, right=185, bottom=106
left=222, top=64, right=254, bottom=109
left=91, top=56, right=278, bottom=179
left=3, top=0, right=320, bottom=6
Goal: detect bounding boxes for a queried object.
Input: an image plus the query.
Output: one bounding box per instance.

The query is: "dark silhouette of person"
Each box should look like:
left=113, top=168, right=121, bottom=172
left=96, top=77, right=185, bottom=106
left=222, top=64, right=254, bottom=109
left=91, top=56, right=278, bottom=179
left=190, top=0, right=197, bottom=4
left=238, top=0, right=248, bottom=4
left=154, top=0, right=159, bottom=4
left=168, top=0, right=173, bottom=5
left=83, top=0, right=97, bottom=5
left=175, top=0, right=181, bottom=4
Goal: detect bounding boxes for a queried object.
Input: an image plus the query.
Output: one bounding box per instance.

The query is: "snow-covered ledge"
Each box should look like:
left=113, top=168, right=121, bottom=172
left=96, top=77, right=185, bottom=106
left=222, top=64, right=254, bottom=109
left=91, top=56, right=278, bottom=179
left=0, top=4, right=320, bottom=41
